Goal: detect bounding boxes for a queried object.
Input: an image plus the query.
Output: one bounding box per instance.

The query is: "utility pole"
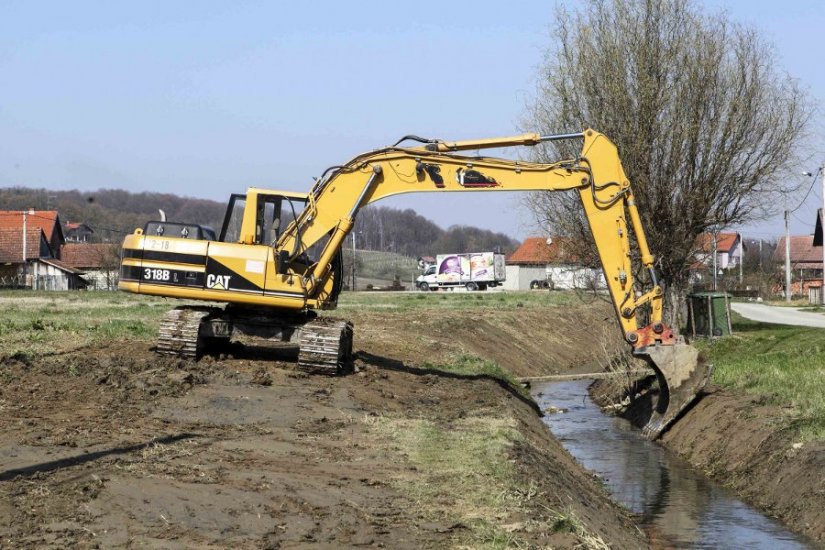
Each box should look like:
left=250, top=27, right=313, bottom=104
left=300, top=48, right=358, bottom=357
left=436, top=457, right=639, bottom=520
left=22, top=210, right=27, bottom=287
left=785, top=210, right=792, bottom=302
left=712, top=227, right=718, bottom=291
left=738, top=237, right=743, bottom=284
left=351, top=231, right=357, bottom=292
left=759, top=239, right=763, bottom=271
left=822, top=167, right=825, bottom=304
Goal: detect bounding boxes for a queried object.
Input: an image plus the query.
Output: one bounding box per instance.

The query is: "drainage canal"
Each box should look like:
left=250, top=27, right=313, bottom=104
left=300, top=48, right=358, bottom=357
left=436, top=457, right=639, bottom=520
left=533, top=379, right=811, bottom=549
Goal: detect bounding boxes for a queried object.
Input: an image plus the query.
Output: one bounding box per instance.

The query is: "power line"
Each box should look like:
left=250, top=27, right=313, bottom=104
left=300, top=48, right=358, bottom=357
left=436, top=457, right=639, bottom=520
left=789, top=167, right=823, bottom=213
left=790, top=211, right=811, bottom=226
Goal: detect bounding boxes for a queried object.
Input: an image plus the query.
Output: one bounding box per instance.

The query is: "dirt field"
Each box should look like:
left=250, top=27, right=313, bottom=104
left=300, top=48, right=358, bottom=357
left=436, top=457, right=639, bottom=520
left=0, top=292, right=646, bottom=549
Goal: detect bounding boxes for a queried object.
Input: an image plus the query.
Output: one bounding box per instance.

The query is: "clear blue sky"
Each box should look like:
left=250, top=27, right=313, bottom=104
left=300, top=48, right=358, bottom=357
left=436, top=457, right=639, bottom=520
left=1, top=1, right=823, bottom=241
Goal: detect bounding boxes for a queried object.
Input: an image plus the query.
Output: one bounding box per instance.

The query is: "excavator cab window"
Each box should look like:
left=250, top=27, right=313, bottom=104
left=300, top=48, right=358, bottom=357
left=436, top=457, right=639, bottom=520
left=258, top=195, right=297, bottom=246
left=219, top=193, right=314, bottom=255
left=219, top=194, right=247, bottom=243
left=257, top=194, right=308, bottom=245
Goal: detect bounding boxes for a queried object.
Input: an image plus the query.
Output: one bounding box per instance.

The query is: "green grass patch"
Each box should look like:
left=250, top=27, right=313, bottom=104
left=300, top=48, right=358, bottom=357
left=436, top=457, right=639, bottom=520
left=698, top=312, right=825, bottom=440
left=0, top=290, right=178, bottom=356
left=336, top=289, right=582, bottom=313
left=762, top=298, right=811, bottom=308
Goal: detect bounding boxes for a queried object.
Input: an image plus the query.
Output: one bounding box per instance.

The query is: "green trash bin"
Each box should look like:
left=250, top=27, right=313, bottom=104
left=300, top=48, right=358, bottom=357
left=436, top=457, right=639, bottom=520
left=689, top=292, right=732, bottom=337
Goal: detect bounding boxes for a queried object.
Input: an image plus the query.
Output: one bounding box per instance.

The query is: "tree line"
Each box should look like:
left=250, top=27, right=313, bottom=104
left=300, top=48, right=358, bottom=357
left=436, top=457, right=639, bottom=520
left=0, top=187, right=518, bottom=256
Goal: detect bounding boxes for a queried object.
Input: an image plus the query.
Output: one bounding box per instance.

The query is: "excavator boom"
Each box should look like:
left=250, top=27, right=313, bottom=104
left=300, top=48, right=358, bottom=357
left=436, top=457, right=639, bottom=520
left=119, top=128, right=710, bottom=438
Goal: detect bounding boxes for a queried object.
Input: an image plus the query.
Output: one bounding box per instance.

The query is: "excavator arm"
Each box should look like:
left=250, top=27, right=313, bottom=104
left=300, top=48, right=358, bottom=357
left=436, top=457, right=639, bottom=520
left=271, top=128, right=709, bottom=437
left=279, top=130, right=653, bottom=338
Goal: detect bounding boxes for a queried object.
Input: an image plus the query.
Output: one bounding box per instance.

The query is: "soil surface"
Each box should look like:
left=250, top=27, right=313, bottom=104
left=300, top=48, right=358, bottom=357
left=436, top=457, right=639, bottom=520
left=0, top=299, right=647, bottom=548
left=591, top=376, right=825, bottom=545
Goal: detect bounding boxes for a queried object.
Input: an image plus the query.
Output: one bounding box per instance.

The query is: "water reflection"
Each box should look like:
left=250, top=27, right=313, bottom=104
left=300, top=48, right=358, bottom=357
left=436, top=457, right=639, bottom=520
left=534, top=380, right=809, bottom=549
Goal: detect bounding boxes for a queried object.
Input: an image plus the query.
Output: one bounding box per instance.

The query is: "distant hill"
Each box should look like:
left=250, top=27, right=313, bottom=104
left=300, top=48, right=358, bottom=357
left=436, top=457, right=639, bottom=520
left=355, top=205, right=518, bottom=257
left=0, top=187, right=225, bottom=243
left=0, top=187, right=519, bottom=255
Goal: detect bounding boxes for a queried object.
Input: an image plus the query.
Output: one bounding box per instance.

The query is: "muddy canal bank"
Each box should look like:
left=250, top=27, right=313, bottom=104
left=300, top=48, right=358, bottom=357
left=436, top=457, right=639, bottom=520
left=0, top=298, right=646, bottom=548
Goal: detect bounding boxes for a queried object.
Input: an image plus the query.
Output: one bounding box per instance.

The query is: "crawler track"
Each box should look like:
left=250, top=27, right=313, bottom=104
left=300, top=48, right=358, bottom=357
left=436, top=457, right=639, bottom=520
left=156, top=306, right=213, bottom=359
left=297, top=318, right=354, bottom=374
left=156, top=307, right=353, bottom=372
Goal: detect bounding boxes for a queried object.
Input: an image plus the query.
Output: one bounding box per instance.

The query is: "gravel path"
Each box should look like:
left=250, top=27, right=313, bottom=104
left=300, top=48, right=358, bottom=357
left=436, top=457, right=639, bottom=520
left=730, top=302, right=825, bottom=328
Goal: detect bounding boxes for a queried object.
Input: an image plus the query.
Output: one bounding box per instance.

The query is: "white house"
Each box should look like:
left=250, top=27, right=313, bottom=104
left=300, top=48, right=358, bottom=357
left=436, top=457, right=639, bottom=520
left=503, top=236, right=604, bottom=291
left=690, top=231, right=745, bottom=284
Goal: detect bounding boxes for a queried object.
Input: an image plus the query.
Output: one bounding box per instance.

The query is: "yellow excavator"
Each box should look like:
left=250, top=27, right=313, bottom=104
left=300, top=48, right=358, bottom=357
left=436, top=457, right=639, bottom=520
left=119, top=129, right=710, bottom=438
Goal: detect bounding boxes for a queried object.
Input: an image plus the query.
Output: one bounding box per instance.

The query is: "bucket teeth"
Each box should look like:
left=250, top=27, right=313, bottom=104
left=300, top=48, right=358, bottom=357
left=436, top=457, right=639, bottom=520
left=638, top=343, right=712, bottom=439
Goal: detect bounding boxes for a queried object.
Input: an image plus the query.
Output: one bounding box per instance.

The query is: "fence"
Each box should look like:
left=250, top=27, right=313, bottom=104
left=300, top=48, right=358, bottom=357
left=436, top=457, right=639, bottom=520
left=0, top=275, right=63, bottom=290
left=0, top=274, right=115, bottom=291
left=0, top=275, right=26, bottom=289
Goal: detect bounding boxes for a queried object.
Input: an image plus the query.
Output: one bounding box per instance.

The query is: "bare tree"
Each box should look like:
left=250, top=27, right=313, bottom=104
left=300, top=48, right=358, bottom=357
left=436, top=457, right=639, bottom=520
left=526, top=0, right=813, bottom=324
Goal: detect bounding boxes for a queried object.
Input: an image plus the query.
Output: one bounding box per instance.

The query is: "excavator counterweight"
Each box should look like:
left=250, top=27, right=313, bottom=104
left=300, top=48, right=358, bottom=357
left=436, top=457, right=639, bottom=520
left=118, top=128, right=709, bottom=438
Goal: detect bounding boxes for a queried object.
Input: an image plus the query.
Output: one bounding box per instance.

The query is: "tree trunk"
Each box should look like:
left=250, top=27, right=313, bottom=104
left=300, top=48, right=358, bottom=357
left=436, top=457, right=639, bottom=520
left=664, top=282, right=689, bottom=332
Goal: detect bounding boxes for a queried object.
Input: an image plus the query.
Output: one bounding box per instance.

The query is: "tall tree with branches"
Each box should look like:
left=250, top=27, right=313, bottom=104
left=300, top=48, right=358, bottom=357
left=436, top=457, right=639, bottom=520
left=527, top=0, right=813, bottom=323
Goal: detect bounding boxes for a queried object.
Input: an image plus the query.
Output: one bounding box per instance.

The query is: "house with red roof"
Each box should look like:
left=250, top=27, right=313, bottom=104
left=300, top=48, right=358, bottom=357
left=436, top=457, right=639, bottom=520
left=64, top=221, right=95, bottom=243
left=0, top=210, right=65, bottom=258
left=773, top=235, right=822, bottom=273
left=693, top=232, right=744, bottom=270
left=772, top=233, right=822, bottom=298
left=503, top=236, right=604, bottom=290
left=0, top=210, right=85, bottom=289
left=689, top=231, right=746, bottom=286
left=61, top=243, right=120, bottom=290
left=770, top=209, right=825, bottom=300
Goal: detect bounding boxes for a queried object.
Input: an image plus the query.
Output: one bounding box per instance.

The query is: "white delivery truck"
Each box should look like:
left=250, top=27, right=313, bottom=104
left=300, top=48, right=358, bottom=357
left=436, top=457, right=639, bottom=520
left=416, top=252, right=506, bottom=291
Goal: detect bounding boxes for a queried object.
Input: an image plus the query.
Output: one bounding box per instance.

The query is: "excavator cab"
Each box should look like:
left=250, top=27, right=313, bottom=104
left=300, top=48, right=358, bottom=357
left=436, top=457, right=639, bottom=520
left=218, top=191, right=308, bottom=245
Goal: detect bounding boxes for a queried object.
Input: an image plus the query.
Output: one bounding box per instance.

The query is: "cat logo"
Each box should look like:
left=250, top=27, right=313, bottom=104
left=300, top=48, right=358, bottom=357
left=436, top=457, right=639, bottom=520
left=206, top=274, right=232, bottom=290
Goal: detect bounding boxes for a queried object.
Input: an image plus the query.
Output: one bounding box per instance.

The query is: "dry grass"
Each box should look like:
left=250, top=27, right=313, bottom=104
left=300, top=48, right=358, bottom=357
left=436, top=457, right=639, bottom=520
left=336, top=290, right=580, bottom=313
left=365, top=411, right=611, bottom=549
left=365, top=413, right=529, bottom=547
left=546, top=508, right=610, bottom=550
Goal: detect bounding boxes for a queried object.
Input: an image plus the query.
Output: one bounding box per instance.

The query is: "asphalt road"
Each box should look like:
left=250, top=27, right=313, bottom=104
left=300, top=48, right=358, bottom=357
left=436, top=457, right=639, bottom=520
left=730, top=302, right=825, bottom=328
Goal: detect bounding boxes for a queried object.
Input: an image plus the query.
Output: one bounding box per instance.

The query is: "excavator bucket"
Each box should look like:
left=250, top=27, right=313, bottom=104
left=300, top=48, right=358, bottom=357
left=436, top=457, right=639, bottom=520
left=638, top=343, right=712, bottom=439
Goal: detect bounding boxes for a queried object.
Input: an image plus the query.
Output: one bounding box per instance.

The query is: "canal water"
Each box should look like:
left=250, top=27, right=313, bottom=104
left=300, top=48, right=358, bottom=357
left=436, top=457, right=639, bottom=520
left=533, top=379, right=812, bottom=549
